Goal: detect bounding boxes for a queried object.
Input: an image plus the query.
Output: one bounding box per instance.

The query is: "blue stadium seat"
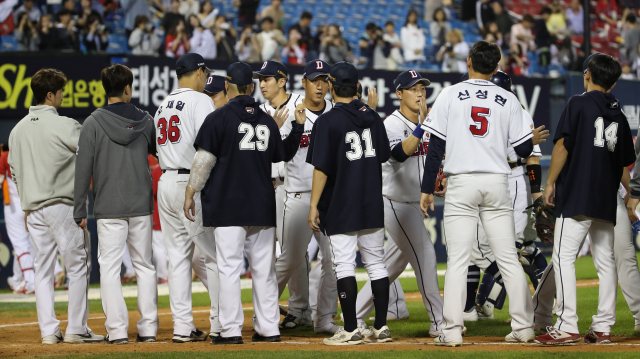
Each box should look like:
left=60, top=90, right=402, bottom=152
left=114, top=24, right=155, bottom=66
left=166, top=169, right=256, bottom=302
left=106, top=34, right=130, bottom=54
left=1, top=35, right=18, bottom=51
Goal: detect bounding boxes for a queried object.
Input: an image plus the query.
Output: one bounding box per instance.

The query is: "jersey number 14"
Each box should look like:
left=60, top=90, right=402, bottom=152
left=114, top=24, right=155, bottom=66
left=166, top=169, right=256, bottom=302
left=594, top=117, right=618, bottom=152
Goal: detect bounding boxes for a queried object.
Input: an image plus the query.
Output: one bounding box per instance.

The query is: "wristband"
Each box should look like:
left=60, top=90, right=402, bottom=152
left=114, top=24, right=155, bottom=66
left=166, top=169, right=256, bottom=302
left=527, top=163, right=542, bottom=194
left=412, top=126, right=425, bottom=139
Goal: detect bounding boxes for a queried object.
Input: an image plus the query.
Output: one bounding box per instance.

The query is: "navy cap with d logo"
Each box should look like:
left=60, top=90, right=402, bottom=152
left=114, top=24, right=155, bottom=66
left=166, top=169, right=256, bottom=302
left=328, top=62, right=358, bottom=88
left=204, top=75, right=226, bottom=95
left=226, top=62, right=254, bottom=86
left=303, top=60, right=330, bottom=80
left=175, top=53, right=213, bottom=75
left=253, top=60, right=289, bottom=79
left=393, top=70, right=431, bottom=91
left=583, top=52, right=603, bottom=74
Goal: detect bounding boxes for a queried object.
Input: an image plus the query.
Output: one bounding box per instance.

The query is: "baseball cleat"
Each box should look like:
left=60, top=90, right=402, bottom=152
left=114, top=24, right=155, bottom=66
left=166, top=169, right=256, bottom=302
left=252, top=333, right=281, bottom=342
left=361, top=325, right=392, bottom=343
left=463, top=308, right=478, bottom=322
left=314, top=322, right=343, bottom=334
left=209, top=332, right=220, bottom=339
left=505, top=329, right=535, bottom=343
left=323, top=328, right=364, bottom=346
left=429, top=329, right=442, bottom=338
left=54, top=271, right=66, bottom=289
left=462, top=326, right=468, bottom=336
left=121, top=273, right=136, bottom=284
left=64, top=329, right=104, bottom=344
left=476, top=304, right=494, bottom=320
left=534, top=327, right=580, bottom=345
left=13, top=281, right=35, bottom=295
left=212, top=336, right=243, bottom=345
left=534, top=322, right=552, bottom=334
left=279, top=314, right=303, bottom=329
left=583, top=330, right=611, bottom=344
left=279, top=304, right=289, bottom=316
left=172, top=328, right=208, bottom=342
left=42, top=328, right=63, bottom=345
left=434, top=334, right=462, bottom=347
left=136, top=335, right=157, bottom=343
left=104, top=335, right=128, bottom=344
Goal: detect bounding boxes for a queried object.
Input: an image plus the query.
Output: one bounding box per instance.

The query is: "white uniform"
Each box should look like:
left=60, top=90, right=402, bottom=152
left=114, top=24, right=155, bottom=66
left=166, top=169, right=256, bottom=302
left=355, top=110, right=443, bottom=334
left=423, top=79, right=534, bottom=342
left=261, top=95, right=338, bottom=329
left=154, top=88, right=220, bottom=336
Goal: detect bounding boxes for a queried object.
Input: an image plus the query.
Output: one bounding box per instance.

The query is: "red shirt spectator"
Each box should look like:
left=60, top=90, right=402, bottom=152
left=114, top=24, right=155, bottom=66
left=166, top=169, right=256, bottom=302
left=151, top=163, right=162, bottom=231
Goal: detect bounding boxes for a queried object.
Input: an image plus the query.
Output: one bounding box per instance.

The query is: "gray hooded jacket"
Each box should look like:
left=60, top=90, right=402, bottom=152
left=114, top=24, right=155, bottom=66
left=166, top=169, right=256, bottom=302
left=74, top=103, right=156, bottom=222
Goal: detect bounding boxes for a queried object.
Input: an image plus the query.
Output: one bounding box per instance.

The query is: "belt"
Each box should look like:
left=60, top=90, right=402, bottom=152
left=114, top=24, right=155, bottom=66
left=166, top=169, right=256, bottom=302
left=163, top=169, right=190, bottom=174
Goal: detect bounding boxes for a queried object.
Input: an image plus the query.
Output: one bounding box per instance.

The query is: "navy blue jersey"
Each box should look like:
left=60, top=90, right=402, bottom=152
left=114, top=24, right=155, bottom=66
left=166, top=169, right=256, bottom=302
left=306, top=100, right=391, bottom=236
left=553, top=91, right=636, bottom=224
left=195, top=95, right=303, bottom=227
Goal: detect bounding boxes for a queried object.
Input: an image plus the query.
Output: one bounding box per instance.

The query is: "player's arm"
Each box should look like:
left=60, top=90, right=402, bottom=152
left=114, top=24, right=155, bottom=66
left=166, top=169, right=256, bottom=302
left=309, top=168, right=327, bottom=232
left=73, top=120, right=97, bottom=229
left=419, top=133, right=445, bottom=217
left=392, top=99, right=430, bottom=161
left=279, top=104, right=306, bottom=162
left=184, top=148, right=217, bottom=221
left=525, top=155, right=542, bottom=201
left=542, top=138, right=568, bottom=208
left=622, top=166, right=631, bottom=206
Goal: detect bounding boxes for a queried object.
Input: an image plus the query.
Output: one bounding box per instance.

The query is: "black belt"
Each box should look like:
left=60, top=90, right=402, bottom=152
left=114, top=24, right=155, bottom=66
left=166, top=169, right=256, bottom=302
left=163, top=169, right=190, bottom=174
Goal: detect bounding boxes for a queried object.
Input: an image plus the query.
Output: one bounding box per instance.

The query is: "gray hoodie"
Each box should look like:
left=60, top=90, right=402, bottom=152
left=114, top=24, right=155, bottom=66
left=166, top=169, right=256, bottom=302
left=74, top=103, right=156, bottom=222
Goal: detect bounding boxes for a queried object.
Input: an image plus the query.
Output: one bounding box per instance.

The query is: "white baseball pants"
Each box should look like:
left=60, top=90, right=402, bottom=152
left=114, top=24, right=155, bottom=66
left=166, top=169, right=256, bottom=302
left=152, top=229, right=169, bottom=281
left=308, top=248, right=339, bottom=328
left=97, top=216, right=158, bottom=339
left=4, top=180, right=35, bottom=290
left=215, top=226, right=280, bottom=337
left=442, top=174, right=533, bottom=341
left=157, top=171, right=220, bottom=336
left=26, top=203, right=91, bottom=338
left=328, top=228, right=387, bottom=281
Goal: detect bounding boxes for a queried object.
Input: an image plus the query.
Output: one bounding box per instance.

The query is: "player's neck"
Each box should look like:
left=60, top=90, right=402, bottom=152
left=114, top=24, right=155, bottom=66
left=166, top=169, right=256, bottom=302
left=269, top=91, right=290, bottom=108
left=586, top=82, right=609, bottom=93
left=303, top=96, right=324, bottom=111
left=398, top=105, right=419, bottom=124
left=468, top=71, right=493, bottom=81
left=333, top=95, right=353, bottom=104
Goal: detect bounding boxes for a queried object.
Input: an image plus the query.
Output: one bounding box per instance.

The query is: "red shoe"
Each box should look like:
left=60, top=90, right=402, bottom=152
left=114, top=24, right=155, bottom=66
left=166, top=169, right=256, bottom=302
left=534, top=327, right=581, bottom=345
left=583, top=330, right=611, bottom=344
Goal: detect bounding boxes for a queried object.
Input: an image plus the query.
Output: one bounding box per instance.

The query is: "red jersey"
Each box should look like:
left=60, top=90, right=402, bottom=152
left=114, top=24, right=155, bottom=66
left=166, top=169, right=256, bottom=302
left=0, top=151, right=10, bottom=178
left=152, top=164, right=162, bottom=230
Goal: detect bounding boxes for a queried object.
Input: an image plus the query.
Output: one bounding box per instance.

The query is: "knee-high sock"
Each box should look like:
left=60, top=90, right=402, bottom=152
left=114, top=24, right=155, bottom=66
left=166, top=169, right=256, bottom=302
left=337, top=277, right=358, bottom=332
left=371, top=277, right=390, bottom=330
left=466, top=265, right=480, bottom=311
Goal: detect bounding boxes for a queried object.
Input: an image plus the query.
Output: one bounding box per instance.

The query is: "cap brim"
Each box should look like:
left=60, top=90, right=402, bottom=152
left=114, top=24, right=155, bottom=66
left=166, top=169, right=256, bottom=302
left=401, top=78, right=431, bottom=89
left=304, top=72, right=330, bottom=80
left=203, top=67, right=214, bottom=74
left=204, top=88, right=223, bottom=95
left=253, top=71, right=276, bottom=79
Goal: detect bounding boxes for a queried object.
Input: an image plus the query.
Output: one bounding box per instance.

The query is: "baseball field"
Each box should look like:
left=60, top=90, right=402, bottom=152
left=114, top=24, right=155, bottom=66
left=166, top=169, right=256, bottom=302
left=1, top=255, right=639, bottom=358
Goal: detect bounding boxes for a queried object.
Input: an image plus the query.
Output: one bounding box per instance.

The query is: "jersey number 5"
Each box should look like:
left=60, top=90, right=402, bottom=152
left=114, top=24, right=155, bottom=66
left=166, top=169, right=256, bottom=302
left=594, top=117, right=618, bottom=152
left=239, top=123, right=270, bottom=151
left=470, top=106, right=490, bottom=137
left=157, top=115, right=181, bottom=145
left=345, top=129, right=376, bottom=161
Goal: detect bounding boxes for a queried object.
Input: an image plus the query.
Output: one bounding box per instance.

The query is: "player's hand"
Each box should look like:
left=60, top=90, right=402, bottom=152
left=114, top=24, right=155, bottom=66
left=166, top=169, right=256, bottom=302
left=294, top=103, right=307, bottom=124
left=366, top=88, right=378, bottom=110
left=78, top=218, right=88, bottom=232
left=434, top=178, right=447, bottom=198
left=624, top=191, right=631, bottom=206
left=532, top=192, right=543, bottom=201
left=628, top=197, right=640, bottom=223
left=269, top=105, right=289, bottom=129
left=418, top=98, right=430, bottom=125
left=531, top=125, right=550, bottom=146
left=543, top=184, right=555, bottom=208
left=309, top=206, right=321, bottom=232
left=420, top=193, right=435, bottom=217
left=184, top=197, right=196, bottom=222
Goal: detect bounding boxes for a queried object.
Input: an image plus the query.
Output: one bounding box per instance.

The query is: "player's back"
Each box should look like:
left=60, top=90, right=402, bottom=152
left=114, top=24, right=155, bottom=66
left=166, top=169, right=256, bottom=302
left=154, top=88, right=215, bottom=170
left=425, top=79, right=530, bottom=176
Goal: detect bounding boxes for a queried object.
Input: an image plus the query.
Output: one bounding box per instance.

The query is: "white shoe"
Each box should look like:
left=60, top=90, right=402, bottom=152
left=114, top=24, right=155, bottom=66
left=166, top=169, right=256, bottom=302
left=463, top=308, right=478, bottom=322
left=434, top=334, right=462, bottom=347
left=476, top=303, right=494, bottom=320
left=314, top=322, right=343, bottom=334
left=42, top=328, right=63, bottom=345
left=534, top=322, right=552, bottom=334
left=635, top=324, right=640, bottom=332
left=13, top=281, right=34, bottom=295
left=429, top=329, right=441, bottom=338
left=64, top=329, right=104, bottom=344
left=7, top=276, right=22, bottom=291
left=462, top=326, right=467, bottom=336
left=279, top=304, right=289, bottom=316
left=323, top=328, right=364, bottom=346
left=506, top=329, right=535, bottom=343
left=361, top=325, right=392, bottom=343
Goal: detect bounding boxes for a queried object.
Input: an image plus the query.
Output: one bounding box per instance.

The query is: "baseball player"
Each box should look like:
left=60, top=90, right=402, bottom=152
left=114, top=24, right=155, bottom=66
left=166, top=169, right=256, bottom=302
left=353, top=70, right=443, bottom=336
left=420, top=41, right=536, bottom=346
left=307, top=62, right=392, bottom=345
left=153, top=53, right=219, bottom=342
left=150, top=157, right=168, bottom=283
left=185, top=61, right=305, bottom=344
left=536, top=54, right=636, bottom=344
left=8, top=68, right=102, bottom=344
left=204, top=75, right=229, bottom=109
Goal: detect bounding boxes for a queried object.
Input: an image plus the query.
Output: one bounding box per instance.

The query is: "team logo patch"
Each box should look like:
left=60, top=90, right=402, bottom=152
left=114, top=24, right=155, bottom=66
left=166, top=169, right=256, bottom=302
left=127, top=126, right=133, bottom=130
left=246, top=107, right=254, bottom=114
left=261, top=61, right=268, bottom=69
left=30, top=117, right=38, bottom=121
left=340, top=292, right=346, bottom=299
left=316, top=61, right=323, bottom=69
left=610, top=101, right=619, bottom=109
left=359, top=106, right=367, bottom=112
left=206, top=76, right=213, bottom=85
left=404, top=130, right=408, bottom=137
left=409, top=70, right=418, bottom=78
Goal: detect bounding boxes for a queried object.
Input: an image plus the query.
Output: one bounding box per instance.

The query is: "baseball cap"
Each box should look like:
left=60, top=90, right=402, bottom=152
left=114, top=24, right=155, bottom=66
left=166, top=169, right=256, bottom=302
left=204, top=75, right=226, bottom=95
left=583, top=52, right=602, bottom=74
left=303, top=60, right=330, bottom=79
left=175, top=53, right=212, bottom=76
left=490, top=71, right=516, bottom=95
left=226, top=62, right=254, bottom=86
left=253, top=60, right=289, bottom=79
left=328, top=62, right=358, bottom=88
left=393, top=70, right=431, bottom=91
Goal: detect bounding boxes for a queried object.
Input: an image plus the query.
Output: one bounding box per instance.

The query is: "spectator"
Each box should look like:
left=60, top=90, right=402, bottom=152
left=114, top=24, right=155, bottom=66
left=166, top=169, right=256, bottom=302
left=436, top=29, right=469, bottom=73
left=401, top=9, right=426, bottom=66
left=233, top=0, right=260, bottom=27
left=359, top=23, right=391, bottom=69
left=281, top=27, right=306, bottom=64
left=507, top=43, right=529, bottom=76
left=621, top=61, right=635, bottom=79
left=37, top=14, right=54, bottom=50
left=235, top=23, right=260, bottom=62
left=0, top=0, right=17, bottom=36
left=55, top=8, right=79, bottom=50
left=485, top=21, right=503, bottom=47
left=319, top=24, right=352, bottom=64
left=430, top=7, right=452, bottom=56
left=491, top=1, right=512, bottom=42
left=565, top=0, right=583, bottom=35
left=252, top=16, right=286, bottom=62
left=424, top=0, right=442, bottom=21
left=547, top=0, right=567, bottom=36
left=476, top=0, right=495, bottom=33
left=597, top=0, right=618, bottom=26
left=83, top=14, right=108, bottom=52
left=197, top=0, right=217, bottom=29
left=163, top=0, right=184, bottom=31
left=535, top=7, right=552, bottom=66
left=383, top=21, right=404, bottom=69
left=213, top=15, right=237, bottom=62
left=484, top=31, right=507, bottom=69
left=14, top=11, right=40, bottom=51
left=165, top=18, right=190, bottom=57
left=290, top=11, right=313, bottom=57
left=77, top=0, right=101, bottom=30
left=188, top=14, right=215, bottom=59
left=128, top=15, right=161, bottom=55
left=510, top=14, right=535, bottom=54
left=122, top=0, right=150, bottom=36
left=624, top=14, right=640, bottom=64
left=61, top=0, right=80, bottom=26
left=179, top=0, right=199, bottom=17
left=14, top=0, right=40, bottom=23
left=260, top=0, right=284, bottom=30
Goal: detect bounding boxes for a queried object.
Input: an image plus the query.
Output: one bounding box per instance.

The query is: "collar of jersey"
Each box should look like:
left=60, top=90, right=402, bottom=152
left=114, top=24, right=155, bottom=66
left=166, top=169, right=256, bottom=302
left=463, top=79, right=495, bottom=86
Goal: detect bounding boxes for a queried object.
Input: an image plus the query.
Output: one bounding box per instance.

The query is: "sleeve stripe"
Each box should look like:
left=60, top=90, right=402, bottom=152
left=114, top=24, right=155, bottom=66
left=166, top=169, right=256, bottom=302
left=425, top=126, right=446, bottom=140
left=510, top=132, right=533, bottom=147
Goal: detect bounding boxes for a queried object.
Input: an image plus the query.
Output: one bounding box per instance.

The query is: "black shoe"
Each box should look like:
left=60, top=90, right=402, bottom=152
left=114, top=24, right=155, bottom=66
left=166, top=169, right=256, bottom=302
left=279, top=314, right=301, bottom=330
left=136, top=335, right=156, bottom=343
left=252, top=333, right=281, bottom=342
left=104, top=335, right=128, bottom=344
left=172, top=328, right=208, bottom=343
left=212, top=336, right=244, bottom=345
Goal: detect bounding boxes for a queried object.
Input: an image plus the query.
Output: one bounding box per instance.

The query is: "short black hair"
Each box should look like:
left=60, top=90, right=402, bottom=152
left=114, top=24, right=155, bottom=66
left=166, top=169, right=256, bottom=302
left=627, top=14, right=637, bottom=24
left=385, top=21, right=394, bottom=27
left=522, top=14, right=535, bottom=23
left=236, top=84, right=251, bottom=94
left=540, top=7, right=552, bottom=15
left=587, top=54, right=622, bottom=91
left=333, top=84, right=357, bottom=98
left=366, top=22, right=377, bottom=31
left=101, top=64, right=133, bottom=98
left=176, top=67, right=203, bottom=80
left=432, top=7, right=447, bottom=21
left=262, top=16, right=274, bottom=24
left=31, top=68, right=67, bottom=105
left=301, top=11, right=312, bottom=20
left=469, top=41, right=501, bottom=75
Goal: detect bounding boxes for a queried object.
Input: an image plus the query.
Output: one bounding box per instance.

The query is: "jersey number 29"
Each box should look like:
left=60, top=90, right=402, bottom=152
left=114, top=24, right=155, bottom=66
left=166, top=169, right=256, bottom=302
left=239, top=123, right=270, bottom=151
left=594, top=117, right=618, bottom=152
left=345, top=129, right=376, bottom=161
left=157, top=115, right=181, bottom=145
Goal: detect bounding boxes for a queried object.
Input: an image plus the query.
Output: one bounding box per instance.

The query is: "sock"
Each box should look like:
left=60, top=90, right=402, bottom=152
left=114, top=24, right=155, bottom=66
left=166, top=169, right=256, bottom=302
left=337, top=276, right=358, bottom=332
left=532, top=250, right=548, bottom=287
left=465, top=265, right=481, bottom=311
left=484, top=261, right=503, bottom=283
left=371, top=277, right=390, bottom=330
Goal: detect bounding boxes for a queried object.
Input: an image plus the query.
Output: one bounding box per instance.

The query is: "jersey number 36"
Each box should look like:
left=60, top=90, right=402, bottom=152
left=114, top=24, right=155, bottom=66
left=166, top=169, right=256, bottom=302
left=157, top=115, right=181, bottom=145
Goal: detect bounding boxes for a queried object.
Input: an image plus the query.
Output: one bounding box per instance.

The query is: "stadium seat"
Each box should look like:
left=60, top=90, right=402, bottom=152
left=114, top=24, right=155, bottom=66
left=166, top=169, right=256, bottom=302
left=1, top=35, right=17, bottom=51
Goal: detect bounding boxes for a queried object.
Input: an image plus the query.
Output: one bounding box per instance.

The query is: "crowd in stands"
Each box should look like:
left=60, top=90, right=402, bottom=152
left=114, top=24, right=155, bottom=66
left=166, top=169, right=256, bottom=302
left=2, top=0, right=640, bottom=78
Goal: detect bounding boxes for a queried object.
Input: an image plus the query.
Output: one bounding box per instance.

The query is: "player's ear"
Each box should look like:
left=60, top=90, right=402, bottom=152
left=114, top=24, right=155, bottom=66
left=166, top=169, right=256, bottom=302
left=278, top=77, right=287, bottom=89
left=224, top=81, right=229, bottom=92
left=396, top=89, right=402, bottom=101
left=466, top=57, right=472, bottom=70
left=250, top=83, right=255, bottom=94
